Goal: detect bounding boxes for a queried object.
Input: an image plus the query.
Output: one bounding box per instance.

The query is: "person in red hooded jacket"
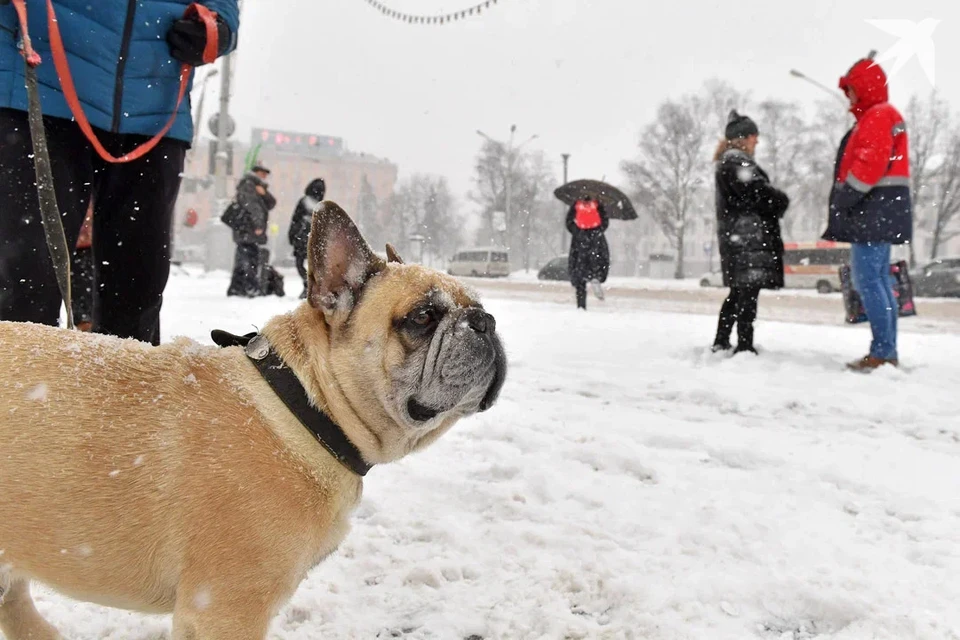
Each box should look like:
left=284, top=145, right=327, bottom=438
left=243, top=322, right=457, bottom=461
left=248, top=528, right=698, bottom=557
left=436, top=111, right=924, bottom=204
left=823, top=58, right=912, bottom=371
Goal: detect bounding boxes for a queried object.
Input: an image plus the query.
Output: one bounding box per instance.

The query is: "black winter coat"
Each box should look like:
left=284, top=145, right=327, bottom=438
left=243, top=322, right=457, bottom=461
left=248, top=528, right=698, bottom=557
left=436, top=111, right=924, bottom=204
left=231, top=173, right=275, bottom=246
left=566, top=203, right=610, bottom=285
left=288, top=178, right=327, bottom=253
left=715, top=149, right=790, bottom=290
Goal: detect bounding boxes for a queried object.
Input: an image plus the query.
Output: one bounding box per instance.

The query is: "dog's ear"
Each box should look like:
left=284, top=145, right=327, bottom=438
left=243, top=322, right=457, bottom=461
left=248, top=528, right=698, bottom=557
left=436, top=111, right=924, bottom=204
left=307, top=201, right=386, bottom=316
left=385, top=243, right=404, bottom=264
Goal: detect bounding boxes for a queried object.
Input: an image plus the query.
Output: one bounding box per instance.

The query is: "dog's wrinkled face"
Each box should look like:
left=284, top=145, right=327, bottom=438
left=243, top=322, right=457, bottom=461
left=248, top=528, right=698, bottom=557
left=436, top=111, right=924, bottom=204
left=306, top=202, right=506, bottom=457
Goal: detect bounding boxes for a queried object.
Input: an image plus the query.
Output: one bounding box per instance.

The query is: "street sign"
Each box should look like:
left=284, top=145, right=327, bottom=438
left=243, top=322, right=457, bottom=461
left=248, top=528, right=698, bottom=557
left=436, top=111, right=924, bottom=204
left=492, top=211, right=506, bottom=232
left=208, top=112, right=236, bottom=138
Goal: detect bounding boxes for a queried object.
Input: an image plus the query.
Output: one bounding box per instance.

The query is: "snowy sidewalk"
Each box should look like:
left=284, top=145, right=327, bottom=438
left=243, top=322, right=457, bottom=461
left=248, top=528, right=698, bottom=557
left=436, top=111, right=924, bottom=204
left=34, top=271, right=960, bottom=639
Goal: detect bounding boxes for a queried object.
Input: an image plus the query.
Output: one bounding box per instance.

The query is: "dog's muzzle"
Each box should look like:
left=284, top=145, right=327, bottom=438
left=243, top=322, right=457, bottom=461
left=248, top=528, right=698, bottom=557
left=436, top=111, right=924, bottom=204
left=407, top=308, right=506, bottom=421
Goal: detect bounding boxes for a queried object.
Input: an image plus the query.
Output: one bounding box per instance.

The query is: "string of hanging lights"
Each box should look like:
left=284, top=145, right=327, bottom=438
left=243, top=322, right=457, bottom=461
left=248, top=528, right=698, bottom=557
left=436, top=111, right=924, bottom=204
left=362, top=0, right=500, bottom=25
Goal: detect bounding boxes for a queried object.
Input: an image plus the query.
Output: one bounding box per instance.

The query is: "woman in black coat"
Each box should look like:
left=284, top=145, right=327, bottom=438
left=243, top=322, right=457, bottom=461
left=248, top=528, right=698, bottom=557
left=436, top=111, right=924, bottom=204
left=712, top=111, right=789, bottom=354
left=288, top=178, right=326, bottom=299
left=566, top=198, right=610, bottom=310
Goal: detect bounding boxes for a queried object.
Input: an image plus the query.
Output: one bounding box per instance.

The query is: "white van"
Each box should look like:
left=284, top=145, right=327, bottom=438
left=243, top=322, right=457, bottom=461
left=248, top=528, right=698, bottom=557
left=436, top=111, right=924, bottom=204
left=783, top=241, right=851, bottom=293
left=447, top=248, right=511, bottom=278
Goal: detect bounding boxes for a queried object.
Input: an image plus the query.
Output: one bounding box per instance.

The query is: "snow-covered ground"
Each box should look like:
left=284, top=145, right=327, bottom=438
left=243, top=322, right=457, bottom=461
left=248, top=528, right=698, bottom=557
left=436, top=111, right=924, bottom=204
left=31, top=269, right=960, bottom=639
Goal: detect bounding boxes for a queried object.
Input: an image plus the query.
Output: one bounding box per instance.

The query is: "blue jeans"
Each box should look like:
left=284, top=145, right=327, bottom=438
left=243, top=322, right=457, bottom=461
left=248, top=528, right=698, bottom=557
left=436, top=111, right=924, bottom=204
left=850, top=243, right=897, bottom=360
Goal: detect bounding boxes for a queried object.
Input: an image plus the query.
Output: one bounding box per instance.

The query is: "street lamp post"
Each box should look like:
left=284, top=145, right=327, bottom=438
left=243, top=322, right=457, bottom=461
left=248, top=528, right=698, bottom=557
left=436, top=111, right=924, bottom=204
left=476, top=125, right=539, bottom=250
left=203, top=52, right=235, bottom=272
left=560, top=153, right=570, bottom=254
left=788, top=68, right=847, bottom=105
left=190, top=68, right=218, bottom=152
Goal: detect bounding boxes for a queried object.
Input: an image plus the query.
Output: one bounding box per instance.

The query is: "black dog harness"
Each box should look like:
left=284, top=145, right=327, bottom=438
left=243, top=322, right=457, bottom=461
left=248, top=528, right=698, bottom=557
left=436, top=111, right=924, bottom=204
left=211, top=330, right=372, bottom=477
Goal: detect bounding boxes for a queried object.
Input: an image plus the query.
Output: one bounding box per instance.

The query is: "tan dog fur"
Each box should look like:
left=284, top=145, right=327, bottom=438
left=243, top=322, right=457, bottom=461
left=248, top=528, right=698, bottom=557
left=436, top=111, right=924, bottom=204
left=0, top=203, right=499, bottom=639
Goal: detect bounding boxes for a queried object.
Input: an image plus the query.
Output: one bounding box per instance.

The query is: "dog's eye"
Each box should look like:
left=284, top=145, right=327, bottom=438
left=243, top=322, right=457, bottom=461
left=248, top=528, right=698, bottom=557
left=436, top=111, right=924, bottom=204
left=410, top=309, right=436, bottom=327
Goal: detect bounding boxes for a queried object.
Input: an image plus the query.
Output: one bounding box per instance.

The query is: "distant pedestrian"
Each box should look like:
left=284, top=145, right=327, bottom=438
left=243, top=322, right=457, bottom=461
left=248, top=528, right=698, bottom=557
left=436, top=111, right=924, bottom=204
left=225, top=165, right=275, bottom=297
left=823, top=58, right=912, bottom=372
left=288, top=178, right=326, bottom=299
left=566, top=198, right=610, bottom=310
left=712, top=110, right=790, bottom=355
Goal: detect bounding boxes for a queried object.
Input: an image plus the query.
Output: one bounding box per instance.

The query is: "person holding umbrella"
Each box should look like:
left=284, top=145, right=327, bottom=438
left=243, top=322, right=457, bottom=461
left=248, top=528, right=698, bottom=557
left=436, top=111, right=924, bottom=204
left=711, top=110, right=790, bottom=355
left=566, top=198, right=610, bottom=309
left=555, top=179, right=637, bottom=311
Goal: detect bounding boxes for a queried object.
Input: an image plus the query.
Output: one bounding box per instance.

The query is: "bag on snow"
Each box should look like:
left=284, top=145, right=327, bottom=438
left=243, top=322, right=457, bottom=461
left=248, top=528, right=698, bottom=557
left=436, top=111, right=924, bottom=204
left=839, top=260, right=917, bottom=324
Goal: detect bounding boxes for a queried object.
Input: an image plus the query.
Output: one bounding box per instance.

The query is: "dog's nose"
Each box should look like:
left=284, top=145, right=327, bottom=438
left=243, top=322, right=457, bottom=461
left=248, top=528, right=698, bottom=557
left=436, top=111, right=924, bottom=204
left=465, top=309, right=495, bottom=334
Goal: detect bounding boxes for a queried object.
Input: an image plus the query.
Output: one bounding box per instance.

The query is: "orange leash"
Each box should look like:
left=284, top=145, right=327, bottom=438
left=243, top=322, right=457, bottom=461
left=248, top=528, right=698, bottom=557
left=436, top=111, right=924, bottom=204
left=14, top=0, right=220, bottom=163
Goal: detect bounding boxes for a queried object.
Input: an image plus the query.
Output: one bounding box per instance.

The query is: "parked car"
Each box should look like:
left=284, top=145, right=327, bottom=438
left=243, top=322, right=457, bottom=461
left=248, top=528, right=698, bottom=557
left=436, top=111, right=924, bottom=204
left=448, top=248, right=511, bottom=278
left=913, top=257, right=960, bottom=297
left=699, top=270, right=724, bottom=287
left=538, top=255, right=569, bottom=281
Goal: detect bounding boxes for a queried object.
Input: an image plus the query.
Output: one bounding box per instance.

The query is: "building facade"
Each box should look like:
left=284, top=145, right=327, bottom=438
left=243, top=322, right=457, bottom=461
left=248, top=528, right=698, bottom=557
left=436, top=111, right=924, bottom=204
left=174, top=128, right=398, bottom=266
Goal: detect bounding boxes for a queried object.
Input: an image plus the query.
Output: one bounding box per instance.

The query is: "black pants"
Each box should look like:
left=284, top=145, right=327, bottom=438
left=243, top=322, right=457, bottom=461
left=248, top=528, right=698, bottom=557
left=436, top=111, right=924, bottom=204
left=574, top=281, right=587, bottom=310
left=715, top=286, right=760, bottom=349
left=294, top=248, right=308, bottom=294
left=227, top=244, right=262, bottom=296
left=0, top=109, right=186, bottom=345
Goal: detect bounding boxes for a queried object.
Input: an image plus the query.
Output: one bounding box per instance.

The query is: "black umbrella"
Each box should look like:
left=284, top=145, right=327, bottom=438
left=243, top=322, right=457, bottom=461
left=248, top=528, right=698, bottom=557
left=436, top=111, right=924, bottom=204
left=553, top=179, right=638, bottom=221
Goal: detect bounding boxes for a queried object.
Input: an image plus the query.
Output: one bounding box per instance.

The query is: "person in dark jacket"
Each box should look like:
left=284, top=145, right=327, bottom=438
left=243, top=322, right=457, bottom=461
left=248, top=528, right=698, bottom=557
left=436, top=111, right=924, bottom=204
left=566, top=198, right=610, bottom=310
left=288, top=178, right=326, bottom=299
left=712, top=110, right=790, bottom=355
left=823, top=59, right=912, bottom=371
left=227, top=165, right=276, bottom=297
left=0, top=0, right=239, bottom=346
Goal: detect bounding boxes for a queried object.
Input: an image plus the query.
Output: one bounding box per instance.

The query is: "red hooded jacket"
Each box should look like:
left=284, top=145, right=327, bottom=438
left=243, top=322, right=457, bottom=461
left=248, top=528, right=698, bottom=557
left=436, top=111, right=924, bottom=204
left=823, top=60, right=913, bottom=244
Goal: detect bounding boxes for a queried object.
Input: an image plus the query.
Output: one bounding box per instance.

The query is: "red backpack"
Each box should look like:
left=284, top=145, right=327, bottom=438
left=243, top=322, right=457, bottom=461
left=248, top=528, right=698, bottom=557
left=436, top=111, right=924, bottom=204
left=574, top=200, right=602, bottom=230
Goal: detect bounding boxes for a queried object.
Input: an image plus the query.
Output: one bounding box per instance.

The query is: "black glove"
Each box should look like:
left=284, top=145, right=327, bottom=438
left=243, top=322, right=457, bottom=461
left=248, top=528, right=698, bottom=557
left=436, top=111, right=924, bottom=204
left=167, top=16, right=231, bottom=66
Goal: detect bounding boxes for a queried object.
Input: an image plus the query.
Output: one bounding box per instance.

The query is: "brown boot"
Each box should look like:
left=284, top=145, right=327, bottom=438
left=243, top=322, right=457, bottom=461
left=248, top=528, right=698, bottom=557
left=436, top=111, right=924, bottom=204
left=847, top=355, right=898, bottom=372
left=76, top=321, right=93, bottom=332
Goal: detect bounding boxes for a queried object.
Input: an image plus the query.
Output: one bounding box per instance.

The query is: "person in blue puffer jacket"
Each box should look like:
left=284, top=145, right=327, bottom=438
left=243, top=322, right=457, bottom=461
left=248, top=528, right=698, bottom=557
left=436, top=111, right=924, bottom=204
left=0, top=0, right=239, bottom=345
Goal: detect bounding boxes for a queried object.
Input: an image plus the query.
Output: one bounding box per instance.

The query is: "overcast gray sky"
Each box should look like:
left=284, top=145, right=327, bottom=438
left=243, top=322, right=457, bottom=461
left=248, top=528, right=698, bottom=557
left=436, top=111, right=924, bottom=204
left=213, top=0, right=959, bottom=205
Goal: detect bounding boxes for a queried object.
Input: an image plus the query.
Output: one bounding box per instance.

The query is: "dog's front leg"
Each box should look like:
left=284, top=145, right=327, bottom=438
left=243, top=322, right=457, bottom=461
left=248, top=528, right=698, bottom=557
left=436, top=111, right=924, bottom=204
left=0, top=579, right=62, bottom=640
left=171, top=583, right=278, bottom=640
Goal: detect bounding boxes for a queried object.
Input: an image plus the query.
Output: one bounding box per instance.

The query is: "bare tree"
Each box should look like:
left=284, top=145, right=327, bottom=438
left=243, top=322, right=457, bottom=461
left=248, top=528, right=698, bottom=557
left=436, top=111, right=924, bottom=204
left=791, top=100, right=852, bottom=241
left=755, top=100, right=808, bottom=240
left=385, top=175, right=462, bottom=264
left=470, top=141, right=554, bottom=271
left=621, top=95, right=711, bottom=278
left=927, top=126, right=960, bottom=259
left=906, top=92, right=951, bottom=264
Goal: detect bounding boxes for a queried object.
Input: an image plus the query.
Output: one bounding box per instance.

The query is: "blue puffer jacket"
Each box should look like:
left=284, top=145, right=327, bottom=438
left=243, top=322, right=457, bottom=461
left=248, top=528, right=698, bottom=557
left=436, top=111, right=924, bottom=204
left=0, top=0, right=239, bottom=144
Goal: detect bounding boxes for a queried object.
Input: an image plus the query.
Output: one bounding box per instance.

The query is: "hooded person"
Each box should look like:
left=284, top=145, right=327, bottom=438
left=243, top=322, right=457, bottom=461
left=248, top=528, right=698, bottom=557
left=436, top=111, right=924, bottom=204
left=711, top=110, right=790, bottom=355
left=288, top=178, right=326, bottom=299
left=226, top=165, right=275, bottom=297
left=565, top=198, right=610, bottom=310
left=823, top=59, right=912, bottom=371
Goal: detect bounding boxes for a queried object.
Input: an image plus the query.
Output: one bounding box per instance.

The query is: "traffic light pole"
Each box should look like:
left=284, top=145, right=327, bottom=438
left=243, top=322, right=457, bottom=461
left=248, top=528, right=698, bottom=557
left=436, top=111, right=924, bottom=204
left=204, top=51, right=235, bottom=272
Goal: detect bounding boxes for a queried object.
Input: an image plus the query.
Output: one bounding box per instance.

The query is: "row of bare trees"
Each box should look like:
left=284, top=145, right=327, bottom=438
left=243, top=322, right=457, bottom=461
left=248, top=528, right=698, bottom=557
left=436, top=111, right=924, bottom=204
left=373, top=83, right=959, bottom=276
left=620, top=81, right=960, bottom=277
left=366, top=174, right=462, bottom=266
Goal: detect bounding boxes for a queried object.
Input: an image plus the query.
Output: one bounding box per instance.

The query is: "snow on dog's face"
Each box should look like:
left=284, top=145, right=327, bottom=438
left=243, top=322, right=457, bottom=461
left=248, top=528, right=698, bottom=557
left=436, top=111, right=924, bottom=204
left=306, top=202, right=506, bottom=458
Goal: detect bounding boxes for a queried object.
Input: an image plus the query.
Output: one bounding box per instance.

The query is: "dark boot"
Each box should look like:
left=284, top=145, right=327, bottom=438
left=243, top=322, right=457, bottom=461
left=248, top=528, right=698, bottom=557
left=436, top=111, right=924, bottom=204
left=575, top=282, right=587, bottom=310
